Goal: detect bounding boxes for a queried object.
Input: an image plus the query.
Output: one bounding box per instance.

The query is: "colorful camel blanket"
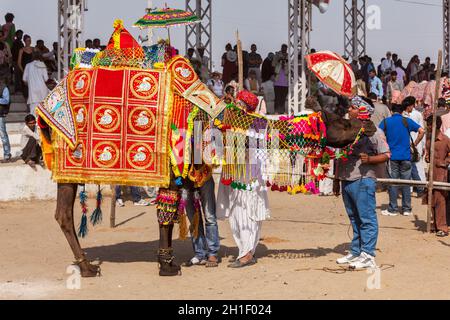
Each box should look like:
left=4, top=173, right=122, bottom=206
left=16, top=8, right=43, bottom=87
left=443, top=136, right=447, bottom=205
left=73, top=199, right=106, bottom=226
left=38, top=67, right=172, bottom=187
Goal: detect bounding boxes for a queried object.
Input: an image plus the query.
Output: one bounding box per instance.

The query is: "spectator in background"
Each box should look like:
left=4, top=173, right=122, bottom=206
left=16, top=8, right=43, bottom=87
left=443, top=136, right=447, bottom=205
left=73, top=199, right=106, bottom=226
left=407, top=55, right=420, bottom=83
left=207, top=71, right=224, bottom=98
left=350, top=59, right=359, bottom=74
left=441, top=99, right=450, bottom=135
left=261, top=75, right=275, bottom=115
left=392, top=53, right=399, bottom=65
left=403, top=96, right=426, bottom=197
left=380, top=102, right=425, bottom=217
left=85, top=39, right=93, bottom=49
left=273, top=44, right=289, bottom=114
left=186, top=47, right=201, bottom=78
left=1, top=13, right=15, bottom=50
left=248, top=44, right=262, bottom=85
left=368, top=69, right=383, bottom=100
left=244, top=70, right=260, bottom=95
left=381, top=51, right=395, bottom=75
left=20, top=114, right=41, bottom=168
left=35, top=40, right=49, bottom=56
left=386, top=70, right=404, bottom=104
left=355, top=70, right=367, bottom=97
left=23, top=51, right=49, bottom=116
left=18, top=34, right=34, bottom=99
left=395, top=59, right=406, bottom=87
left=0, top=77, right=11, bottom=162
left=0, top=41, right=11, bottom=85
left=261, top=52, right=275, bottom=83
left=377, top=58, right=385, bottom=77
left=93, top=38, right=101, bottom=50
left=11, top=29, right=24, bottom=92
left=221, top=43, right=237, bottom=85
left=368, top=92, right=391, bottom=127
left=115, top=186, right=150, bottom=207
left=197, top=45, right=210, bottom=83
left=425, top=116, right=450, bottom=236
left=0, top=29, right=12, bottom=86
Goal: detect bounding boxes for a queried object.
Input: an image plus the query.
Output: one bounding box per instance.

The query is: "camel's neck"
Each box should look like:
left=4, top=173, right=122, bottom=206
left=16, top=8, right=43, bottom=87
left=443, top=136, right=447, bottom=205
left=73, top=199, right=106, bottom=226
left=321, top=111, right=363, bottom=149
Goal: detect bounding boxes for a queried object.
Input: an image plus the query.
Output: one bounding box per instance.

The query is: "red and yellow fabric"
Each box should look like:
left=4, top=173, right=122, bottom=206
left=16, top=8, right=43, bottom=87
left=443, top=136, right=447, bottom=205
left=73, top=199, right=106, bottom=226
left=169, top=93, right=193, bottom=178
left=50, top=67, right=172, bottom=187
left=168, top=56, right=226, bottom=119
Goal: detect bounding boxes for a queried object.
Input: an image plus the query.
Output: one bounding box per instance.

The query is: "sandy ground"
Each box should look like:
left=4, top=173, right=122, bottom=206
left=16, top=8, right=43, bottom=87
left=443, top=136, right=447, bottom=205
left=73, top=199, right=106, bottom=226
left=1, top=190, right=450, bottom=300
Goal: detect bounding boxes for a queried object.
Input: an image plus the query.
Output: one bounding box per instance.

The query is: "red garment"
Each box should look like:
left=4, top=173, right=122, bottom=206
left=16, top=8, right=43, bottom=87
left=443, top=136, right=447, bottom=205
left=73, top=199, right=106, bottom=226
left=222, top=52, right=238, bottom=85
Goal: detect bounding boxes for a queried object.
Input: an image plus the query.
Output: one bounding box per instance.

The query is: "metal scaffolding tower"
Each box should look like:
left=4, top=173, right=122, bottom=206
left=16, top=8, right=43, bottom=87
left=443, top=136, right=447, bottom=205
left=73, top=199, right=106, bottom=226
left=344, top=0, right=366, bottom=61
left=57, top=0, right=86, bottom=80
left=185, top=0, right=213, bottom=69
left=288, top=0, right=311, bottom=115
left=444, top=0, right=450, bottom=72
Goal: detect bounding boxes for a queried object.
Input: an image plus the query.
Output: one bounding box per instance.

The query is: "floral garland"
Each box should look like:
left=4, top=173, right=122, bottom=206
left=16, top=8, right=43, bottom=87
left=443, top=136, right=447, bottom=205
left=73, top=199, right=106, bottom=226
left=334, top=127, right=365, bottom=162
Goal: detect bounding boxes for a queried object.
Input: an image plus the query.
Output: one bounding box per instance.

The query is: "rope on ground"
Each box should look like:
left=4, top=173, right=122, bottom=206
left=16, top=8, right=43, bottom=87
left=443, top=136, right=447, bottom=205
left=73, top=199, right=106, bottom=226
left=295, top=264, right=395, bottom=274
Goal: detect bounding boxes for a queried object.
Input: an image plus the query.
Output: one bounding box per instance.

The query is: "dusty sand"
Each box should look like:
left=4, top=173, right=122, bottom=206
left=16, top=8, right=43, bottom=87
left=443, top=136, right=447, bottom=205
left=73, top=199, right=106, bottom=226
left=1, top=190, right=450, bottom=300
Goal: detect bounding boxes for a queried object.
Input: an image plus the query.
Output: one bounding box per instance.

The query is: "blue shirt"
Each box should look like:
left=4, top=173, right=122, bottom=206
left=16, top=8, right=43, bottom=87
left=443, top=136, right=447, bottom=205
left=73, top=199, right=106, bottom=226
left=369, top=76, right=383, bottom=98
left=0, top=87, right=10, bottom=105
left=379, top=113, right=421, bottom=161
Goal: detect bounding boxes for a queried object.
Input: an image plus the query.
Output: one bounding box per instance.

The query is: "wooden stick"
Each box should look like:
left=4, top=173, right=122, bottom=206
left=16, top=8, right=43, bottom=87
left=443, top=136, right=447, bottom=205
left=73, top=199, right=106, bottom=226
left=236, top=30, right=243, bottom=91
left=110, top=185, right=116, bottom=228
left=427, top=50, right=443, bottom=233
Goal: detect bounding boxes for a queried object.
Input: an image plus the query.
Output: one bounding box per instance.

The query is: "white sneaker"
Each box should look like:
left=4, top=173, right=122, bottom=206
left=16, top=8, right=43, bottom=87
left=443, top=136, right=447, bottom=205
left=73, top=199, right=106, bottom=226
left=403, top=211, right=412, bottom=216
left=381, top=209, right=399, bottom=217
left=349, top=252, right=377, bottom=270
left=336, top=253, right=360, bottom=265
left=134, top=199, right=150, bottom=206
left=116, top=199, right=125, bottom=207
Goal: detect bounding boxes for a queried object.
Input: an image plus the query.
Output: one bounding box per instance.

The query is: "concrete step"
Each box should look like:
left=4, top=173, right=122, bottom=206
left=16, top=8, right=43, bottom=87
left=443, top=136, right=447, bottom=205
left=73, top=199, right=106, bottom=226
left=0, top=161, right=114, bottom=201
left=10, top=94, right=26, bottom=104
left=5, top=112, right=28, bottom=123
left=9, top=102, right=28, bottom=113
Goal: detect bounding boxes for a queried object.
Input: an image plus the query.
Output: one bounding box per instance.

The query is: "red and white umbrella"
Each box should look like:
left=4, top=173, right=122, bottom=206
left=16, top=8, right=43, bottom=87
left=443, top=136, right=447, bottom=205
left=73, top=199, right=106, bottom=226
left=305, top=50, right=356, bottom=98
left=312, top=0, right=331, bottom=14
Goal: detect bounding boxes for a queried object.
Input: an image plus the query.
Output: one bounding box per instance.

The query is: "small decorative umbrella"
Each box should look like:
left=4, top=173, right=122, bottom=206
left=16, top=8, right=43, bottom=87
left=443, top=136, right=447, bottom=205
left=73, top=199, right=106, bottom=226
left=305, top=50, right=357, bottom=98
left=134, top=7, right=201, bottom=29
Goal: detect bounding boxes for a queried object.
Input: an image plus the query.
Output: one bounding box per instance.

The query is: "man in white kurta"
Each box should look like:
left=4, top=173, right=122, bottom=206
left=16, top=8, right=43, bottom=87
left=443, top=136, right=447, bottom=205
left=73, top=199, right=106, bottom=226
left=404, top=101, right=426, bottom=195
left=217, top=160, right=270, bottom=268
left=23, top=52, right=49, bottom=116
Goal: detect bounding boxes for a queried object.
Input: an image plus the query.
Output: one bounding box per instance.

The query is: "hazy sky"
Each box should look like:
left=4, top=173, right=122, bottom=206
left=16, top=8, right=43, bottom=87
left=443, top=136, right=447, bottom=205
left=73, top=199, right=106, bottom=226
left=1, top=0, right=444, bottom=69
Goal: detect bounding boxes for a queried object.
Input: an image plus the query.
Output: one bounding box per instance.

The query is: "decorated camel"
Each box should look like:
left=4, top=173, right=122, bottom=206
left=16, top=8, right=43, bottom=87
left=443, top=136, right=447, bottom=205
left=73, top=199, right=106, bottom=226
left=37, top=20, right=368, bottom=277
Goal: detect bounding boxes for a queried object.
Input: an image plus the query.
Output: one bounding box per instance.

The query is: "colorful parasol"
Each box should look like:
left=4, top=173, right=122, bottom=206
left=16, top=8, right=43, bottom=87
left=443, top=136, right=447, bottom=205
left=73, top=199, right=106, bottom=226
left=133, top=7, right=201, bottom=29
left=305, top=50, right=357, bottom=98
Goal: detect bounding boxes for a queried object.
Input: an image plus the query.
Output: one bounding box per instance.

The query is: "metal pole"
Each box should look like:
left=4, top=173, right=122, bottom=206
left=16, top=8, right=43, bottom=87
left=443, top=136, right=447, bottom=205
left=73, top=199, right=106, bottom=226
left=427, top=50, right=443, bottom=233
left=147, top=0, right=153, bottom=45
left=444, top=0, right=450, bottom=72
left=110, top=185, right=116, bottom=228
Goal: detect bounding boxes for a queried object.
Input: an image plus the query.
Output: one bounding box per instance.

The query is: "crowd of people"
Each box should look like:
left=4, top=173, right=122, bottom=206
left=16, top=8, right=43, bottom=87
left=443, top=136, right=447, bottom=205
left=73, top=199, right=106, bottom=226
left=1, top=10, right=450, bottom=270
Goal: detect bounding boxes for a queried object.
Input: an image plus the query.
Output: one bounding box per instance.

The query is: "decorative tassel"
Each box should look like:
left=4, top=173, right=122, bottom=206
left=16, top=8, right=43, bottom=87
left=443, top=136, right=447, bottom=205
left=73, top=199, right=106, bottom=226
left=78, top=186, right=88, bottom=238
left=90, top=185, right=103, bottom=226
left=177, top=196, right=188, bottom=240
left=178, top=213, right=188, bottom=240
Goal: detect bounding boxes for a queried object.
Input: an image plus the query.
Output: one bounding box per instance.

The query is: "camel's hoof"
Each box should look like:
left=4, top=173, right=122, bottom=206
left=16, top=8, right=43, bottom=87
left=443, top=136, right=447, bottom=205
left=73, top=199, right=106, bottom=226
left=79, top=261, right=101, bottom=278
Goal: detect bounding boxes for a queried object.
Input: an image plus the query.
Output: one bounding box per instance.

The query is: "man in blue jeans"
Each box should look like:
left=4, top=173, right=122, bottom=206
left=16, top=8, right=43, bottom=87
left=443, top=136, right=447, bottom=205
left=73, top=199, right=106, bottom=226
left=182, top=176, right=220, bottom=268
left=0, top=78, right=12, bottom=163
left=335, top=97, right=390, bottom=269
left=379, top=99, right=425, bottom=216
left=335, top=96, right=390, bottom=269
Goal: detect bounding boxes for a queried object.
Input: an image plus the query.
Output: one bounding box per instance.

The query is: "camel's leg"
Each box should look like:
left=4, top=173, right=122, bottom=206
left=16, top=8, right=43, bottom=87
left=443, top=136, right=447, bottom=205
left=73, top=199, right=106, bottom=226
left=55, top=183, right=100, bottom=277
left=158, top=223, right=181, bottom=276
